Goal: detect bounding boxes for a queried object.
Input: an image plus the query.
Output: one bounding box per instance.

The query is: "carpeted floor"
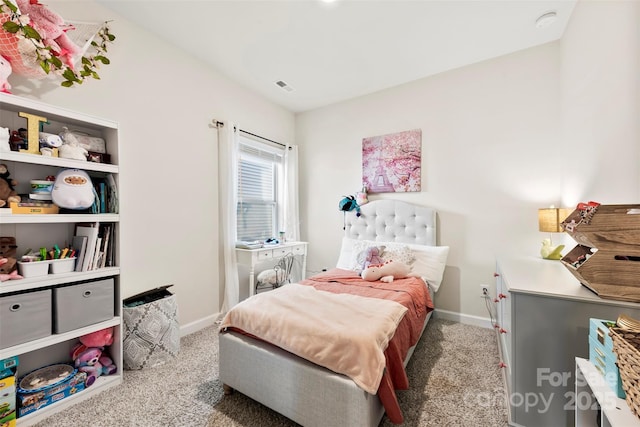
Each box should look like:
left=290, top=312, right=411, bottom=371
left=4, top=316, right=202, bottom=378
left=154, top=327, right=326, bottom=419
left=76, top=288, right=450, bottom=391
left=34, top=317, right=508, bottom=427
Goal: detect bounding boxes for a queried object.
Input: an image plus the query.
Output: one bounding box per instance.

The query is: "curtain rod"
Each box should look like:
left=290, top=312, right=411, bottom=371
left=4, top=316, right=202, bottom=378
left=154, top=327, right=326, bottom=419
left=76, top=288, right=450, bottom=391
left=239, top=129, right=286, bottom=149
left=212, top=119, right=288, bottom=149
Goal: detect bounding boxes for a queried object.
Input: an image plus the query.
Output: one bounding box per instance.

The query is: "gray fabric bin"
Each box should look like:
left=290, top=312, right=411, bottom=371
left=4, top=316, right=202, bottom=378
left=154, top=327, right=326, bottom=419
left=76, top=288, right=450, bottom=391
left=123, top=285, right=179, bottom=370
left=53, top=278, right=114, bottom=333
left=0, top=289, right=52, bottom=349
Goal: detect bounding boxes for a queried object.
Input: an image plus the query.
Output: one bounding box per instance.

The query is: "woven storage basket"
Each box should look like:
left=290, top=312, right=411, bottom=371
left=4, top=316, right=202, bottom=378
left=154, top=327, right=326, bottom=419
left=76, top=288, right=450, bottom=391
left=610, top=327, right=640, bottom=418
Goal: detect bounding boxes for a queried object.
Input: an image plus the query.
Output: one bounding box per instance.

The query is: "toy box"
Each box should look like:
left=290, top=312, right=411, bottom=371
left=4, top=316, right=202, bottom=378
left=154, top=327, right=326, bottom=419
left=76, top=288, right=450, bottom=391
left=0, top=357, right=18, bottom=372
left=0, top=363, right=16, bottom=427
left=16, top=365, right=85, bottom=418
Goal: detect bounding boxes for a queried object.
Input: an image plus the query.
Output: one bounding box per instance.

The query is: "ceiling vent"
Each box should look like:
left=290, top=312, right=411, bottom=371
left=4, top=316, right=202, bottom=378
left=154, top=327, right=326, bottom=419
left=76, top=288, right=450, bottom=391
left=275, top=80, right=294, bottom=92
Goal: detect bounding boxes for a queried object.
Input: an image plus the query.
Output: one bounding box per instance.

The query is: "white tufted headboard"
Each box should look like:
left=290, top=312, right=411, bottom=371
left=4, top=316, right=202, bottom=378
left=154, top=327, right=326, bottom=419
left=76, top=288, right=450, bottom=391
left=344, top=200, right=436, bottom=246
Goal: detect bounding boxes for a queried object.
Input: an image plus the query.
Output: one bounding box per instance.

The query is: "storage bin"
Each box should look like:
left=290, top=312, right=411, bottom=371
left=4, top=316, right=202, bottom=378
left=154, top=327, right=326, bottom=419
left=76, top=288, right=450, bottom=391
left=122, top=285, right=179, bottom=370
left=0, top=289, right=52, bottom=349
left=589, top=335, right=625, bottom=398
left=17, top=261, right=50, bottom=278
left=48, top=258, right=76, bottom=274
left=53, top=278, right=114, bottom=333
left=610, top=327, right=640, bottom=418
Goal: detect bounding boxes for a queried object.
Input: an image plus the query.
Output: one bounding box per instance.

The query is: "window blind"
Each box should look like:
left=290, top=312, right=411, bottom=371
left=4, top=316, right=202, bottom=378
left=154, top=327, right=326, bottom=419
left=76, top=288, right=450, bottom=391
left=237, top=136, right=284, bottom=241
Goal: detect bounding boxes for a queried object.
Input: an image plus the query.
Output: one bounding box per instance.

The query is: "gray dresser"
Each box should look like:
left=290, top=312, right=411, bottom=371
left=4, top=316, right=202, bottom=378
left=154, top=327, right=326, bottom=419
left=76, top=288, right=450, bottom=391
left=496, top=256, right=640, bottom=427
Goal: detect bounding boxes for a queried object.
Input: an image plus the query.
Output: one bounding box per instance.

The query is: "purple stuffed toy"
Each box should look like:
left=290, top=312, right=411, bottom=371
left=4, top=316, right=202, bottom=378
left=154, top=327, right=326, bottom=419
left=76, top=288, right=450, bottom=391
left=357, top=246, right=385, bottom=273
left=71, top=343, right=117, bottom=387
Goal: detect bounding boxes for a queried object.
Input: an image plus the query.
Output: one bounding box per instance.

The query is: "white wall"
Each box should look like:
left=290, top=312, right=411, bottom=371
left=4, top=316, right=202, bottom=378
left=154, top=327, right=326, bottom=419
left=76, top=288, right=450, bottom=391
left=6, top=1, right=295, bottom=328
left=560, top=0, right=640, bottom=205
left=296, top=43, right=562, bottom=319
left=296, top=0, right=640, bottom=320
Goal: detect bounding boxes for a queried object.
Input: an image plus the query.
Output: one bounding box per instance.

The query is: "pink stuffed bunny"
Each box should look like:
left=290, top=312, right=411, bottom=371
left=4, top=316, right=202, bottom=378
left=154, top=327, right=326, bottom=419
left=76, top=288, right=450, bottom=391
left=361, top=260, right=411, bottom=283
left=15, top=0, right=81, bottom=69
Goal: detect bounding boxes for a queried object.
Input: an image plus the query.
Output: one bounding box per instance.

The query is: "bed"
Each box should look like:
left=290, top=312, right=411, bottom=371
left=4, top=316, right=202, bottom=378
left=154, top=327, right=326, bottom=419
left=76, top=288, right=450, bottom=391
left=218, top=199, right=449, bottom=427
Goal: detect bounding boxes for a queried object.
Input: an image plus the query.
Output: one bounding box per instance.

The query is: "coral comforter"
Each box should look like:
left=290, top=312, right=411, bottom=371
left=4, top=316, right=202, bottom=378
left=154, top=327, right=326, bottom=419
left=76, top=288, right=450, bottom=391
left=219, top=268, right=434, bottom=424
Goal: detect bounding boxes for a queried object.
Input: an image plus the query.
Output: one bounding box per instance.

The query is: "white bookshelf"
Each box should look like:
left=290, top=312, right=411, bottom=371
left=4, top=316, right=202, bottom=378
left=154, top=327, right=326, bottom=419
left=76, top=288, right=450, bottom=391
left=0, top=93, right=122, bottom=425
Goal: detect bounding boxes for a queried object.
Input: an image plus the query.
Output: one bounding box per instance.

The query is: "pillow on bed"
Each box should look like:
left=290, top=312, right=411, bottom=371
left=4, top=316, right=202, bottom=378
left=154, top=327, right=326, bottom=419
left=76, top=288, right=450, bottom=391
left=406, top=244, right=449, bottom=292
left=336, top=237, right=415, bottom=271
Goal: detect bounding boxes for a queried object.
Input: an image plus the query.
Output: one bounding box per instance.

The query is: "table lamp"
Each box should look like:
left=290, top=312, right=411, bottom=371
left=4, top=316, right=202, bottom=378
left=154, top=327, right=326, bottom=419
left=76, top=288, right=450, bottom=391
left=538, top=207, right=571, bottom=260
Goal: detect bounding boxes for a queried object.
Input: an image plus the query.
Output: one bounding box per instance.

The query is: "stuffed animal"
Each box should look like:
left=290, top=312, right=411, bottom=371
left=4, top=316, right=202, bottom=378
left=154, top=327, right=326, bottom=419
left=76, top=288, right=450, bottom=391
left=356, top=246, right=385, bottom=272
left=80, top=327, right=115, bottom=348
left=0, top=163, right=20, bottom=208
left=71, top=327, right=117, bottom=387
left=15, top=0, right=81, bottom=70
left=0, top=257, right=21, bottom=281
left=541, top=238, right=565, bottom=260
left=338, top=195, right=361, bottom=230
left=361, top=260, right=411, bottom=283
left=71, top=344, right=116, bottom=387
left=0, top=127, right=10, bottom=152
left=58, top=128, right=89, bottom=161
left=51, top=169, right=95, bottom=209
left=0, top=55, right=11, bottom=94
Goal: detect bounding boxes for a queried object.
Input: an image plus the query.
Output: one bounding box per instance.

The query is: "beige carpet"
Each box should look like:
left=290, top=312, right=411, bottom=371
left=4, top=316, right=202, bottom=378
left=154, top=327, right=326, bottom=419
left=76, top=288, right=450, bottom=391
left=33, top=317, right=508, bottom=427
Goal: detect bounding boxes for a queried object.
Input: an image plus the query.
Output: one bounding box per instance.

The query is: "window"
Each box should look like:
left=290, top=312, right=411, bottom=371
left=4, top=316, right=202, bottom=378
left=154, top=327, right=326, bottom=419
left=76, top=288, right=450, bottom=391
left=236, top=134, right=285, bottom=241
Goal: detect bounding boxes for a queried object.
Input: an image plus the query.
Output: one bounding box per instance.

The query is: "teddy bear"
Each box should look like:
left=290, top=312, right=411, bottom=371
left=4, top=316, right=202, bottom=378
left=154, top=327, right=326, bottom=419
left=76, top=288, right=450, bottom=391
left=58, top=128, right=88, bottom=161
left=71, top=327, right=117, bottom=387
left=361, top=260, right=411, bottom=283
left=0, top=163, right=20, bottom=208
left=71, top=345, right=116, bottom=387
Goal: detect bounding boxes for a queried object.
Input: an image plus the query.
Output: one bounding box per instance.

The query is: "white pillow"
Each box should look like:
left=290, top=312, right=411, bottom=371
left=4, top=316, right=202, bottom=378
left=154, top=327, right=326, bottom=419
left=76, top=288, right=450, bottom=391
left=336, top=236, right=358, bottom=270
left=406, top=244, right=449, bottom=292
left=351, top=240, right=414, bottom=270
left=336, top=237, right=415, bottom=271
left=336, top=238, right=449, bottom=291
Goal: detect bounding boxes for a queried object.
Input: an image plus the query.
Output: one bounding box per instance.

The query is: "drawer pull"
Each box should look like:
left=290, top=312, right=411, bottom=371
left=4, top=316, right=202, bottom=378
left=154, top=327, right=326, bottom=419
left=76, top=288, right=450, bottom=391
left=597, top=328, right=605, bottom=345
left=83, top=290, right=92, bottom=298
left=594, top=346, right=605, bottom=359
left=10, top=303, right=21, bottom=312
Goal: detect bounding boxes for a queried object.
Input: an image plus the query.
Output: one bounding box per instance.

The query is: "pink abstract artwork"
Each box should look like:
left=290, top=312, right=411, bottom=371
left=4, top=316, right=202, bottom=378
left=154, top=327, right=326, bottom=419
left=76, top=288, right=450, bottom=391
left=362, top=129, right=422, bottom=193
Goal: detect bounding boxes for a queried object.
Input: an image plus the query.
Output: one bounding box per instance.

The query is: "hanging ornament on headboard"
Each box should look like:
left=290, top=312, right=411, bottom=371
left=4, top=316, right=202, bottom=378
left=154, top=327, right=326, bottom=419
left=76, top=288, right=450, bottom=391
left=338, top=195, right=361, bottom=230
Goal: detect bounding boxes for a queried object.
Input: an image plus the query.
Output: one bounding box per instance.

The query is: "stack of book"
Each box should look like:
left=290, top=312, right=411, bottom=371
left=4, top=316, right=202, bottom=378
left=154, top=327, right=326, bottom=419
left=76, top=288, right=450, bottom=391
left=71, top=222, right=116, bottom=271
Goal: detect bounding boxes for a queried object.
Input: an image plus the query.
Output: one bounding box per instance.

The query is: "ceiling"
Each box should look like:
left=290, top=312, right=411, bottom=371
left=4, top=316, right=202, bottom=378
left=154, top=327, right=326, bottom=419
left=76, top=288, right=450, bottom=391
left=99, top=0, right=577, bottom=113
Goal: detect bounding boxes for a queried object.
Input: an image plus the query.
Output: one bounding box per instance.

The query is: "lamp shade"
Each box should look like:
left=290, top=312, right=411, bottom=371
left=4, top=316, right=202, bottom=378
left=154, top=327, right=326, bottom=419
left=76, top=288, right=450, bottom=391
left=538, top=208, right=571, bottom=233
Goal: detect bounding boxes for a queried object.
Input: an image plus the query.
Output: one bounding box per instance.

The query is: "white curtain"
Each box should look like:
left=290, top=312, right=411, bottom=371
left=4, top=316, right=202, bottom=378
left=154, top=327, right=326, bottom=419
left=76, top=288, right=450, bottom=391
left=218, top=122, right=240, bottom=312
left=283, top=145, right=300, bottom=242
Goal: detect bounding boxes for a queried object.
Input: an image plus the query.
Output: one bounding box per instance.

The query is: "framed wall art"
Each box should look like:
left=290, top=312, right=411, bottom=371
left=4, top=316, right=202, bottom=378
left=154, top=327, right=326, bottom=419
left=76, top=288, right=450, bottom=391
left=362, top=128, right=422, bottom=194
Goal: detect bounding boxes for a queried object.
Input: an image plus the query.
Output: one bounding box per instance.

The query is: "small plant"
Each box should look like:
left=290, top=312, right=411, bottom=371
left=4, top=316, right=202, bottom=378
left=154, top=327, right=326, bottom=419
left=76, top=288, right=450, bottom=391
left=0, top=0, right=115, bottom=87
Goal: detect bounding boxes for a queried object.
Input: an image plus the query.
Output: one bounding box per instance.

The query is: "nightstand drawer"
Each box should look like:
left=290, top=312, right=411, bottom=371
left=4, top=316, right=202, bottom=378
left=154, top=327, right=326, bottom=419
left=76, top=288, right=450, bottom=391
left=257, top=250, right=273, bottom=261
left=291, top=244, right=306, bottom=255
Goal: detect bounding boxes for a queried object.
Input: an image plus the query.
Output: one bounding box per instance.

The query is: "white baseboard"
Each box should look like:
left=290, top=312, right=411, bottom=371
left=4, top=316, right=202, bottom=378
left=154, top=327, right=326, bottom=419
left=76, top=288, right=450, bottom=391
left=433, top=308, right=493, bottom=329
left=179, top=312, right=221, bottom=337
